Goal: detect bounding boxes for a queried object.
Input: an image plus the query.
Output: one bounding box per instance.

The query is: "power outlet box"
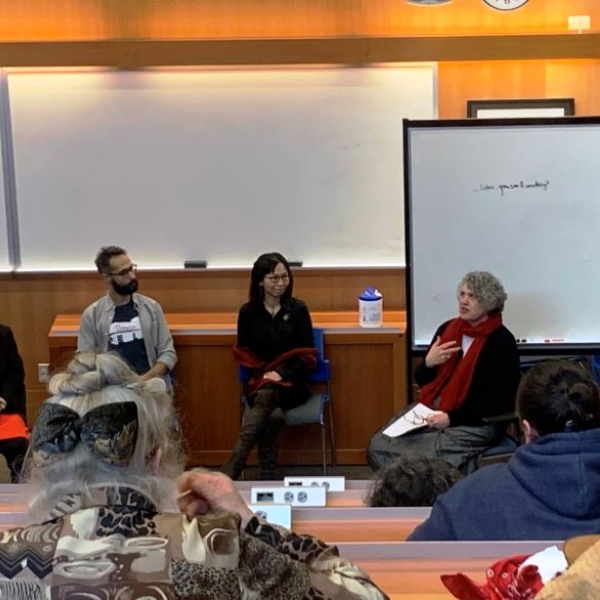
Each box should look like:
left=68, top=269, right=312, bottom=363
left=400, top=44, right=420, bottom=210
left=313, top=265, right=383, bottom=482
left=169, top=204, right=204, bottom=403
left=568, top=15, right=591, bottom=32
left=38, top=363, right=50, bottom=383
left=284, top=476, right=346, bottom=491
left=248, top=503, right=292, bottom=529
left=250, top=486, right=327, bottom=507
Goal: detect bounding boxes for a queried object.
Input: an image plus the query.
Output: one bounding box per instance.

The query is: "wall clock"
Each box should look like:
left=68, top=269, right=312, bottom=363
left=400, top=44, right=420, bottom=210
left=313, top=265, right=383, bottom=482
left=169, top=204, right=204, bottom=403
left=483, top=0, right=529, bottom=10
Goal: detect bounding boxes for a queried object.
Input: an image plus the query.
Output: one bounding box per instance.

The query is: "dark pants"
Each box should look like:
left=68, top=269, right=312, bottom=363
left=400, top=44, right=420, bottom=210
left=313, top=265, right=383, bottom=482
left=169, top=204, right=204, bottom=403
left=367, top=405, right=502, bottom=475
left=0, top=437, right=28, bottom=483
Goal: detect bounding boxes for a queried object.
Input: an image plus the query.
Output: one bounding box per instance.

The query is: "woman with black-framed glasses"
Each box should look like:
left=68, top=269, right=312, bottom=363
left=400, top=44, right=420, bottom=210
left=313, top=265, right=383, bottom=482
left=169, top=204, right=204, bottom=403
left=221, top=252, right=316, bottom=480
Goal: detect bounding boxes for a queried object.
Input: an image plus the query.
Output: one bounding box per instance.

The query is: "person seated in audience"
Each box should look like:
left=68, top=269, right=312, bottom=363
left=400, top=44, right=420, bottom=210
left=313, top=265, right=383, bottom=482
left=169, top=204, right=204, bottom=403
left=408, top=359, right=600, bottom=541
left=0, top=352, right=387, bottom=599
left=365, top=456, right=463, bottom=507
left=222, top=252, right=316, bottom=480
left=0, top=323, right=29, bottom=482
left=367, top=271, right=520, bottom=474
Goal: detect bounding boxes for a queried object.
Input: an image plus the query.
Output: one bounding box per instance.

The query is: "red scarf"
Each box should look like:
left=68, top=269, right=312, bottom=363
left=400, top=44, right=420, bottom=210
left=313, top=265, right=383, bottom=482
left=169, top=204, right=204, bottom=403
left=233, top=346, right=317, bottom=396
left=441, top=553, right=543, bottom=600
left=419, top=313, right=502, bottom=413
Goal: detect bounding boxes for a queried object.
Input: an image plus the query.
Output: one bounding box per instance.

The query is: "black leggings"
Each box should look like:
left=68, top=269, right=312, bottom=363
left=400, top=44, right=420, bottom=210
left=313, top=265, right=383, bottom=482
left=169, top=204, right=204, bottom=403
left=0, top=437, right=28, bottom=483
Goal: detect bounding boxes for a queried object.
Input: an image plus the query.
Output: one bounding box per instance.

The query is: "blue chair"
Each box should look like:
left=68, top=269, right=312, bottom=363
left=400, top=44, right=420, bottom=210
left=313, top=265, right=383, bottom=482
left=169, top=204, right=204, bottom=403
left=239, top=327, right=336, bottom=475
left=476, top=423, right=519, bottom=470
left=591, top=354, right=600, bottom=384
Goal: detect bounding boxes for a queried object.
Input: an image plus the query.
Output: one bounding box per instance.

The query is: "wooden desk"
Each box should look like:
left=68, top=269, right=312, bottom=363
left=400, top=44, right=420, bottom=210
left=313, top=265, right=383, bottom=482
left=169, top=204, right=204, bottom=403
left=48, top=311, right=407, bottom=467
left=0, top=488, right=562, bottom=598
left=347, top=541, right=563, bottom=599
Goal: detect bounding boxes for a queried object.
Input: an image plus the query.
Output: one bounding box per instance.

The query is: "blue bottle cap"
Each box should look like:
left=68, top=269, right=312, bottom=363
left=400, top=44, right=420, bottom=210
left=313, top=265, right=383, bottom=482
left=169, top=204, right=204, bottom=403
left=359, top=286, right=382, bottom=301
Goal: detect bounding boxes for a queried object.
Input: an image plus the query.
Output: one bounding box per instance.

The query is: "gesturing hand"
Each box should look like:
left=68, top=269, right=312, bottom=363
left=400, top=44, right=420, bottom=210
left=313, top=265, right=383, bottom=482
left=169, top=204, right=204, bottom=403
left=425, top=336, right=461, bottom=368
left=178, top=470, right=255, bottom=529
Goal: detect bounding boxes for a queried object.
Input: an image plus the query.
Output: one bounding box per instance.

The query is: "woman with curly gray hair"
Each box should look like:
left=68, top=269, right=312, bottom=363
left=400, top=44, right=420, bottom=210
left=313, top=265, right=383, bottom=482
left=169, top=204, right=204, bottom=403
left=0, top=352, right=387, bottom=600
left=368, top=271, right=520, bottom=475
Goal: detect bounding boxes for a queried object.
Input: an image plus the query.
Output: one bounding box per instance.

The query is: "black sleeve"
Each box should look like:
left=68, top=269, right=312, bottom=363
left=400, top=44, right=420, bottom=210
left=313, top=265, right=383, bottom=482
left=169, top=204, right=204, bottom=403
left=447, top=328, right=520, bottom=426
left=0, top=326, right=26, bottom=417
left=237, top=304, right=253, bottom=350
left=277, top=301, right=314, bottom=382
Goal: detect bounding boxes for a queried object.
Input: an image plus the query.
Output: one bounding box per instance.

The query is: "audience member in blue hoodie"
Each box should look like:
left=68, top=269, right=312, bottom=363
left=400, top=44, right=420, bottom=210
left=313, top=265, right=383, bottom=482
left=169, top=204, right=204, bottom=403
left=408, top=359, right=600, bottom=541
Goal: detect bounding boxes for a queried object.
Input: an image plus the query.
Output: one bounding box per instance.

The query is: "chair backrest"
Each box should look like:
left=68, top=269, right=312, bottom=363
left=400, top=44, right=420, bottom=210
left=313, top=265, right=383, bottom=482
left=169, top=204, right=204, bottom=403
left=591, top=355, right=600, bottom=384
left=313, top=327, right=325, bottom=359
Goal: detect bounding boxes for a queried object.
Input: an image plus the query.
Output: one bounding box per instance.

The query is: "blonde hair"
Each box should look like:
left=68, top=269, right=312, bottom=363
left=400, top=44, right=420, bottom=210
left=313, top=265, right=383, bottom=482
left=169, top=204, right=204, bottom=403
left=25, top=352, right=185, bottom=521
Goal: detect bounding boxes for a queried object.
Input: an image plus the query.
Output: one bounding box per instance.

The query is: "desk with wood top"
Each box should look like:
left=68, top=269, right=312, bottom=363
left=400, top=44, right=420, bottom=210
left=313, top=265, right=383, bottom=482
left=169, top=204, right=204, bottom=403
left=48, top=311, right=407, bottom=467
left=0, top=485, right=562, bottom=599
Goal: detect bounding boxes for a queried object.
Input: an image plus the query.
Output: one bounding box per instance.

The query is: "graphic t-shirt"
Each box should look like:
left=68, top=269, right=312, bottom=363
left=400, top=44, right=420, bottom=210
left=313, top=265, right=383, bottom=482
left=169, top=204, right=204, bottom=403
left=109, top=301, right=150, bottom=375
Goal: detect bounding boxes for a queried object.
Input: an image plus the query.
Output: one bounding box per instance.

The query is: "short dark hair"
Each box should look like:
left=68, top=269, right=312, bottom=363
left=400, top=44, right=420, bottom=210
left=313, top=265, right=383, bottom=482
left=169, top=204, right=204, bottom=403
left=95, top=245, right=127, bottom=274
left=365, top=456, right=463, bottom=507
left=248, top=252, right=294, bottom=305
left=517, top=360, right=600, bottom=436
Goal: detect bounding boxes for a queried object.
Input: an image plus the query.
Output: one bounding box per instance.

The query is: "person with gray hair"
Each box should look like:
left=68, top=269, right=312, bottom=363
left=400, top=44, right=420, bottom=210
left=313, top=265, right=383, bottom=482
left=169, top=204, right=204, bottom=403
left=367, top=271, right=520, bottom=474
left=0, top=352, right=388, bottom=599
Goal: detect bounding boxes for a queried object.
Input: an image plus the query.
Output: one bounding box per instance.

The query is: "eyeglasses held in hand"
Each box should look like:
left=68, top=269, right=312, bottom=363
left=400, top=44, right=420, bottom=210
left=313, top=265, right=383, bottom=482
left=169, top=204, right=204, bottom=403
left=403, top=411, right=428, bottom=426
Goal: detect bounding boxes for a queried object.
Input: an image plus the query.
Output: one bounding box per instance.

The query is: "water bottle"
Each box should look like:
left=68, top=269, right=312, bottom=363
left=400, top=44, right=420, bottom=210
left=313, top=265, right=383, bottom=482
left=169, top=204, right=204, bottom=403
left=359, top=286, right=383, bottom=328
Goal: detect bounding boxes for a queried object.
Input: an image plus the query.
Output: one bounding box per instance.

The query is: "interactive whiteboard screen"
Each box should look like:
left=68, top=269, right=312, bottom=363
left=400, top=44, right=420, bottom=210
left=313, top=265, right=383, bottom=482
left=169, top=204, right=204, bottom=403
left=8, top=65, right=437, bottom=270
left=405, top=117, right=600, bottom=351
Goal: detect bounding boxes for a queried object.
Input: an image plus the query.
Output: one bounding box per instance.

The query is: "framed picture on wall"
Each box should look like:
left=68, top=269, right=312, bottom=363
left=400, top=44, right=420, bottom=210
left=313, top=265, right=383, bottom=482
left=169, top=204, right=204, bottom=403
left=467, top=98, right=575, bottom=119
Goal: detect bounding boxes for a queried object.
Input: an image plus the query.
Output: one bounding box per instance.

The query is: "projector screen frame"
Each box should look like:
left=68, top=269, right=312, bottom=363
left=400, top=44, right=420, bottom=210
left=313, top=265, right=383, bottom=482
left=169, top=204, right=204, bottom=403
left=403, top=115, right=600, bottom=359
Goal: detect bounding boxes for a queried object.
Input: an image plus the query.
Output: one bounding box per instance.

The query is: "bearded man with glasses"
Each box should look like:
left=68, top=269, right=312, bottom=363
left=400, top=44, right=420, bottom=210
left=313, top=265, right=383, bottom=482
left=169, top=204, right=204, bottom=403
left=77, top=245, right=177, bottom=392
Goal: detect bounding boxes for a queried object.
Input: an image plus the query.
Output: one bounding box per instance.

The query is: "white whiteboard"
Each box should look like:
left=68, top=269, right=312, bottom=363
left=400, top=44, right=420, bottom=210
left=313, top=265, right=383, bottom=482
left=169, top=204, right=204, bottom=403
left=8, top=65, right=437, bottom=270
left=406, top=118, right=600, bottom=350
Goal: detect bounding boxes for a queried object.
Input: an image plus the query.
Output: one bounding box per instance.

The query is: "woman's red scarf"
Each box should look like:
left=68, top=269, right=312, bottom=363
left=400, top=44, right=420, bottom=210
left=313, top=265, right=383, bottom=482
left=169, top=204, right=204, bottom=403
left=233, top=346, right=317, bottom=396
left=419, top=313, right=502, bottom=413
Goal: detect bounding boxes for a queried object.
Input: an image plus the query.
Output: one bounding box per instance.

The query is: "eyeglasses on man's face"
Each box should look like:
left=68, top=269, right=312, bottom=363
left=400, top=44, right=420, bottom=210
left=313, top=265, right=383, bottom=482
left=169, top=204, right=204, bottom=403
left=107, top=264, right=138, bottom=277
left=264, top=273, right=290, bottom=284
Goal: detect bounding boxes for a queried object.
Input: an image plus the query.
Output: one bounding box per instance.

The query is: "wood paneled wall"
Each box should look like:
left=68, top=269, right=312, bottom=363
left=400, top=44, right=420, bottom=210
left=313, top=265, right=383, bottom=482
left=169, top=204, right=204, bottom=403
left=0, top=268, right=405, bottom=419
left=1, top=0, right=599, bottom=40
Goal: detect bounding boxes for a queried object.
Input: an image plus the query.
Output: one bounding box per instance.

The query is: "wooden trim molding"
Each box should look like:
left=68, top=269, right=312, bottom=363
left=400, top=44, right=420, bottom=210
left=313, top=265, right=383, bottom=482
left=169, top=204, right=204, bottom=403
left=0, top=34, right=599, bottom=68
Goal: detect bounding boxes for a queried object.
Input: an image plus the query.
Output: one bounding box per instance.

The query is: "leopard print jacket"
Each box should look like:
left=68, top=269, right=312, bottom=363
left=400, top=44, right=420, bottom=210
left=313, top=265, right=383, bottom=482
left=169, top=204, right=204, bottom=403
left=0, top=485, right=388, bottom=600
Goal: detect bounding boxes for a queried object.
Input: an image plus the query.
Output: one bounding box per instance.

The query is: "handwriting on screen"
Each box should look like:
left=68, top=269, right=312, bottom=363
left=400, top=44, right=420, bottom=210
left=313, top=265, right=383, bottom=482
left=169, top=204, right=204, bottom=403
left=474, top=179, right=551, bottom=196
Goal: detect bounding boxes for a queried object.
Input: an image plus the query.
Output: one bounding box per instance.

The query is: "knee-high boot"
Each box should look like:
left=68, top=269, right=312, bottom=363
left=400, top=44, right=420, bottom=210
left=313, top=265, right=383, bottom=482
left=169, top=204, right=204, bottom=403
left=257, top=407, right=285, bottom=480
left=221, top=389, right=279, bottom=480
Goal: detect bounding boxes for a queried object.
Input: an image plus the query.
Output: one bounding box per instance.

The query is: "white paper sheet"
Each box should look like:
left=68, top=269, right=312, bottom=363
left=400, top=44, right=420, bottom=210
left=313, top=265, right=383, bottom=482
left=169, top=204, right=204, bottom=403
left=382, top=402, right=443, bottom=437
